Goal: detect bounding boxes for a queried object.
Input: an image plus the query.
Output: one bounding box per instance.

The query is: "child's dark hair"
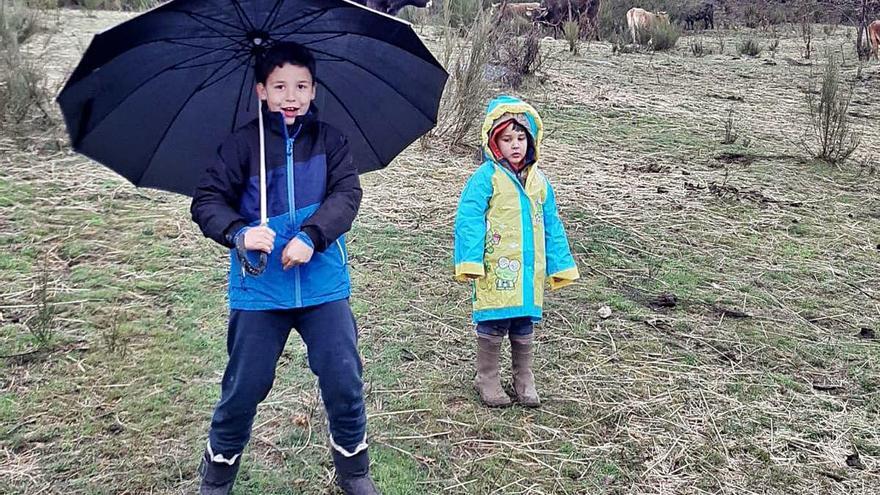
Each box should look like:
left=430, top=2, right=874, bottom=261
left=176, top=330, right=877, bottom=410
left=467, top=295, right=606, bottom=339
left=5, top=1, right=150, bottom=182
left=509, top=121, right=528, bottom=134
left=256, top=41, right=316, bottom=84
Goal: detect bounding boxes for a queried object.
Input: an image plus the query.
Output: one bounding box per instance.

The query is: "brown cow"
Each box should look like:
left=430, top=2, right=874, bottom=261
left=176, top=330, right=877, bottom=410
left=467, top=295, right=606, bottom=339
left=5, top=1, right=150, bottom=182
left=869, top=20, right=880, bottom=61
left=494, top=2, right=547, bottom=21
left=626, top=7, right=670, bottom=45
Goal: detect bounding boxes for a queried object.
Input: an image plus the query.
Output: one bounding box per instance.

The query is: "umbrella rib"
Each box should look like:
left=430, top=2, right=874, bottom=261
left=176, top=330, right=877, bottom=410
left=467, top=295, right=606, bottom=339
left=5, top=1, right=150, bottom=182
left=164, top=39, right=243, bottom=52
left=269, top=5, right=410, bottom=35
left=266, top=7, right=335, bottom=34
left=78, top=39, right=245, bottom=144
left=317, top=81, right=383, bottom=165
left=273, top=27, right=442, bottom=72
left=152, top=34, right=245, bottom=41
left=231, top=52, right=256, bottom=133
left=174, top=56, right=247, bottom=71
left=229, top=0, right=257, bottom=33
left=298, top=33, right=346, bottom=46
left=259, top=0, right=286, bottom=33
left=199, top=53, right=255, bottom=92
left=136, top=53, right=254, bottom=186
left=298, top=44, right=438, bottom=124
left=168, top=9, right=248, bottom=39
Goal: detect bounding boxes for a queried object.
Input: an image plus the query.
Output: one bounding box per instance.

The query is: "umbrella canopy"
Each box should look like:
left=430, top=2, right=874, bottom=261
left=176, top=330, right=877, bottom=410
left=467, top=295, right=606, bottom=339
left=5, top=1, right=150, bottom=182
left=57, top=0, right=447, bottom=196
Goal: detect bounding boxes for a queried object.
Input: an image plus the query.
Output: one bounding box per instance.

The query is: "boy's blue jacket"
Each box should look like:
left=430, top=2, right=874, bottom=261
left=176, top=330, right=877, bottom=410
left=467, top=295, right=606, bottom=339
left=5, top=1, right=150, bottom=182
left=191, top=107, right=361, bottom=310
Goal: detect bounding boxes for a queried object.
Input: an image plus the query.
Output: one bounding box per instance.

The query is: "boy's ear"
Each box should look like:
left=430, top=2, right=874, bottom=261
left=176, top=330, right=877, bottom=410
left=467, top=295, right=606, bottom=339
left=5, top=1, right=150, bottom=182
left=255, top=83, right=267, bottom=100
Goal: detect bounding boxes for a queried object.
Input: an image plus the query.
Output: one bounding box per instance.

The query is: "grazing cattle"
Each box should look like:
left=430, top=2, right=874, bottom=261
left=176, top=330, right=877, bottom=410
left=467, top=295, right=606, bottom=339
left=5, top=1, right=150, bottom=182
left=869, top=20, right=880, bottom=61
left=352, top=0, right=432, bottom=16
left=537, top=0, right=601, bottom=39
left=494, top=2, right=548, bottom=21
left=683, top=2, right=714, bottom=30
left=626, top=7, right=670, bottom=45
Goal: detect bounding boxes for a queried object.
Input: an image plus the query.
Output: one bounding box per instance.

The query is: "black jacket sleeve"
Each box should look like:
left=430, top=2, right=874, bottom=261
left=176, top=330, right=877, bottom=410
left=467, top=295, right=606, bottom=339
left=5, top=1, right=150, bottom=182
left=300, top=128, right=362, bottom=252
left=190, top=136, right=249, bottom=248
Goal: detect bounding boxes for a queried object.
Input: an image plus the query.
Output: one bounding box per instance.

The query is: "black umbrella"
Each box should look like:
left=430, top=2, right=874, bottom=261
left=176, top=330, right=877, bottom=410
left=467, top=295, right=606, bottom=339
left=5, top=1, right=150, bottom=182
left=57, top=0, right=447, bottom=198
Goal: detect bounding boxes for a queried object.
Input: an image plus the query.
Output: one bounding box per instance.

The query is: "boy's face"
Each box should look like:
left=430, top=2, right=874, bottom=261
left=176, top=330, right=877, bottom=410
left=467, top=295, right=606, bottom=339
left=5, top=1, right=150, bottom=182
left=496, top=126, right=528, bottom=166
left=256, top=63, right=316, bottom=125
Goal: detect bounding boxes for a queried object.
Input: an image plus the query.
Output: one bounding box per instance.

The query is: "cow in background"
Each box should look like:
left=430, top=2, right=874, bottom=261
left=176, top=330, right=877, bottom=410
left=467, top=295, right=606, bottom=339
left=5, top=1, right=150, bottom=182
left=626, top=7, right=670, bottom=45
left=537, top=0, right=601, bottom=40
left=869, top=20, right=880, bottom=61
left=684, top=2, right=714, bottom=30
left=494, top=2, right=548, bottom=22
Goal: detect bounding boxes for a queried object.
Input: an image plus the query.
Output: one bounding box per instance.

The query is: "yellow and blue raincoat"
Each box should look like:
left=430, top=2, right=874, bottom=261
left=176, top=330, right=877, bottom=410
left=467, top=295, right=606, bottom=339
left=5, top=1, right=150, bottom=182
left=454, top=96, right=579, bottom=323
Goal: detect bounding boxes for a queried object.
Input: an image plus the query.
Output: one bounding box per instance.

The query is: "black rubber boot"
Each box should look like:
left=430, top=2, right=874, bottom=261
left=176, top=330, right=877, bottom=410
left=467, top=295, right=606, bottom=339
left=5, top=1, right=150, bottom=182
left=332, top=449, right=380, bottom=495
left=198, top=450, right=240, bottom=495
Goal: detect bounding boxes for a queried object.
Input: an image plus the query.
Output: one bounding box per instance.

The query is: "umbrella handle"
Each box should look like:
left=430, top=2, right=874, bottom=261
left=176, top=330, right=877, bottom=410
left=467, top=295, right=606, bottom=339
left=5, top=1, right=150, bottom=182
left=235, top=240, right=268, bottom=276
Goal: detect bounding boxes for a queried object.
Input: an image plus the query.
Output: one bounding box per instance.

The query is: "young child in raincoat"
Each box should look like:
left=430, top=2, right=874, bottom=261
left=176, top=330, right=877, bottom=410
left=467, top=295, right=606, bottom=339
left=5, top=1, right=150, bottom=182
left=454, top=96, right=579, bottom=408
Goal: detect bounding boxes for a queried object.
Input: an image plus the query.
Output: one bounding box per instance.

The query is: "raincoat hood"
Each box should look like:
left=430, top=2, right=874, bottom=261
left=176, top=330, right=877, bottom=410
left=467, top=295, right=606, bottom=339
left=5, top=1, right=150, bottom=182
left=481, top=95, right=544, bottom=164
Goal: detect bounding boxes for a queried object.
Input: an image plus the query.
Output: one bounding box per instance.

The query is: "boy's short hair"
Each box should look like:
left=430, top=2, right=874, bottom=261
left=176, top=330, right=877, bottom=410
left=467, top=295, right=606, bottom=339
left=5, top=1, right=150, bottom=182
left=256, top=41, right=316, bottom=84
left=508, top=120, right=528, bottom=134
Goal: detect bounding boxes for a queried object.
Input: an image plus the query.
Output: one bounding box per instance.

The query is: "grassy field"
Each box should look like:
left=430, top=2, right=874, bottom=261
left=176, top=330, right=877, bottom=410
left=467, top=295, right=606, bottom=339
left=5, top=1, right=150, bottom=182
left=1, top=8, right=879, bottom=495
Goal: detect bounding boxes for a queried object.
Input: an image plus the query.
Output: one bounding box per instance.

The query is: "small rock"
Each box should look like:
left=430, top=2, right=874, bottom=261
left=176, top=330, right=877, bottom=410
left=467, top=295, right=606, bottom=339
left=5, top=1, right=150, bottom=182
left=846, top=452, right=865, bottom=470
left=598, top=306, right=612, bottom=319
left=649, top=293, right=677, bottom=309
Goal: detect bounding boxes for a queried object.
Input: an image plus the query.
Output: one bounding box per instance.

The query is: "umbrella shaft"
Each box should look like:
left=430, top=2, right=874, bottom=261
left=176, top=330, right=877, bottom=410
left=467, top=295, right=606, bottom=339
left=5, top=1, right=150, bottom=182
left=258, top=95, right=267, bottom=226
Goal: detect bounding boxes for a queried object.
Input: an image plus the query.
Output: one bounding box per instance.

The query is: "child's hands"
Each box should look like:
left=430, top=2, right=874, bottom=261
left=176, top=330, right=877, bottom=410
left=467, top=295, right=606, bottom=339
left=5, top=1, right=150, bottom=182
left=281, top=237, right=314, bottom=270
left=243, top=226, right=276, bottom=253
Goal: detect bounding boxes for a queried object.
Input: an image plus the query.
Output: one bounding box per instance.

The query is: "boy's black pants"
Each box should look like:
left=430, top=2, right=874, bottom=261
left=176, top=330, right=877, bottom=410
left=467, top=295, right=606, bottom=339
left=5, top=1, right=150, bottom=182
left=206, top=298, right=367, bottom=462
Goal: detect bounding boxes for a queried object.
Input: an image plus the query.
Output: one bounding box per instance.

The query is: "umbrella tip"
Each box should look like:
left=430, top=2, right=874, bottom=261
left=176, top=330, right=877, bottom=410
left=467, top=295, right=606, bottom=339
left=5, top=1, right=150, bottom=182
left=248, top=31, right=271, bottom=59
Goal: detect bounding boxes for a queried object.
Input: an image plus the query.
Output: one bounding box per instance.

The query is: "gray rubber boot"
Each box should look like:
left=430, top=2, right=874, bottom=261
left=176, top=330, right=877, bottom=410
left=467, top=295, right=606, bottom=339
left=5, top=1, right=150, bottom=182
left=474, top=334, right=512, bottom=407
left=510, top=335, right=540, bottom=407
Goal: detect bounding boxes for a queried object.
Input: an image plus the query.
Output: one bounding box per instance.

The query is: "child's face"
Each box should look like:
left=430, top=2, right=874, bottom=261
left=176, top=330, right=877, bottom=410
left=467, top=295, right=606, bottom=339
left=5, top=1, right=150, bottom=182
left=256, top=63, right=316, bottom=125
left=495, top=126, right=528, bottom=166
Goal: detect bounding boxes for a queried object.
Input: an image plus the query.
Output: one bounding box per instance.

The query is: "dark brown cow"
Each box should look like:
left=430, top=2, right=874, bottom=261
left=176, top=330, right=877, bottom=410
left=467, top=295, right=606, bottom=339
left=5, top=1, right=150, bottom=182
left=351, top=0, right=432, bottom=16
left=537, top=0, right=601, bottom=40
left=683, top=2, right=714, bottom=30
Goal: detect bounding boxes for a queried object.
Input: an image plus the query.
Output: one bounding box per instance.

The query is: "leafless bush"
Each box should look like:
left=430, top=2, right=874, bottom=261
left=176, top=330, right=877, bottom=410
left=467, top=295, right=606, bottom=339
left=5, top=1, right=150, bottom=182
left=563, top=20, right=579, bottom=54
left=0, top=1, right=52, bottom=129
left=800, top=54, right=861, bottom=165
left=722, top=107, right=739, bottom=145
left=428, top=10, right=497, bottom=146
left=494, top=25, right=545, bottom=89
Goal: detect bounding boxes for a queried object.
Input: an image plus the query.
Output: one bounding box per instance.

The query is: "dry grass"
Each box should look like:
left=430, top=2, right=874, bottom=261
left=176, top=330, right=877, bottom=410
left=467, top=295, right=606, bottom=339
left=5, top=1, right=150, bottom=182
left=1, top=9, right=879, bottom=495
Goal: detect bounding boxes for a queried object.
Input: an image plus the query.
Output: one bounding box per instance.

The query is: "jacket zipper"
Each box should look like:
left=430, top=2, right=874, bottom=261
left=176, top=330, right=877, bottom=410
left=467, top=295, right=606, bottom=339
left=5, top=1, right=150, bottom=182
left=498, top=164, right=535, bottom=308
left=286, top=137, right=303, bottom=306
left=336, top=238, right=346, bottom=265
